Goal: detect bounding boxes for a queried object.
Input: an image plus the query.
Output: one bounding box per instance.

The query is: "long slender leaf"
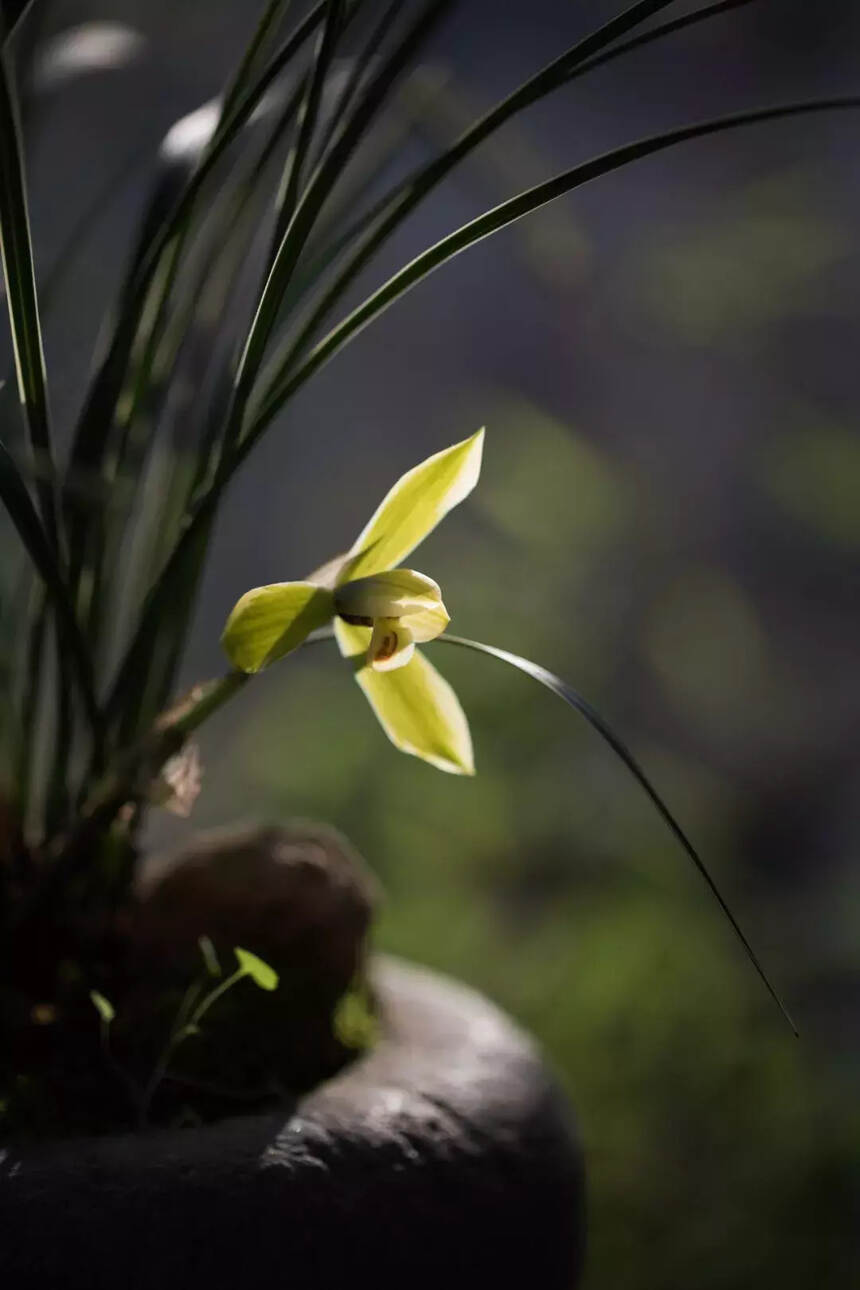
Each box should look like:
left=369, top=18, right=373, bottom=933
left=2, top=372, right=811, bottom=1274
left=435, top=633, right=798, bottom=1034
left=86, top=80, right=311, bottom=664
left=132, top=0, right=330, bottom=290
left=262, top=0, right=409, bottom=320
left=268, top=0, right=347, bottom=263
left=115, top=0, right=293, bottom=470
left=311, top=0, right=404, bottom=166
left=114, top=174, right=289, bottom=743
left=107, top=78, right=317, bottom=748
left=90, top=73, right=311, bottom=757
left=213, top=0, right=454, bottom=474
left=265, top=0, right=758, bottom=380
left=252, top=0, right=683, bottom=396
left=248, top=93, right=860, bottom=448
left=185, top=78, right=310, bottom=496
left=14, top=583, right=45, bottom=819
left=104, top=1, right=454, bottom=721
left=62, top=0, right=331, bottom=599
left=219, top=0, right=291, bottom=126
left=0, top=1, right=33, bottom=45
left=0, top=47, right=58, bottom=548
left=0, top=439, right=100, bottom=735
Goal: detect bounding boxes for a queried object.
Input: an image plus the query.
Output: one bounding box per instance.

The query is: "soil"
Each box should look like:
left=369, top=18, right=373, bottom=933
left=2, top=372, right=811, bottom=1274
left=0, top=821, right=377, bottom=1141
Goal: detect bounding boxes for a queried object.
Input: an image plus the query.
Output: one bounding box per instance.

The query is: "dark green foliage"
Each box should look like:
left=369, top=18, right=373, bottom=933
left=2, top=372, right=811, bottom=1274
left=0, top=0, right=857, bottom=1155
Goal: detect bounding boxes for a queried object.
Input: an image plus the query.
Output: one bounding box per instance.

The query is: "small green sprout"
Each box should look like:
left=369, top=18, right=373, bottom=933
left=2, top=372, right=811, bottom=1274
left=234, top=947, right=278, bottom=992
left=222, top=429, right=483, bottom=775
left=89, top=990, right=115, bottom=1026
left=139, top=945, right=279, bottom=1124
left=170, top=945, right=279, bottom=1039
left=333, top=983, right=378, bottom=1052
left=198, top=934, right=221, bottom=978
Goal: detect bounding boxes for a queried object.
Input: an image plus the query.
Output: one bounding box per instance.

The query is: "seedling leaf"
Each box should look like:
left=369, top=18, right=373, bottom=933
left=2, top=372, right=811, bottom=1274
left=89, top=990, right=115, bottom=1025
left=235, top=947, right=279, bottom=991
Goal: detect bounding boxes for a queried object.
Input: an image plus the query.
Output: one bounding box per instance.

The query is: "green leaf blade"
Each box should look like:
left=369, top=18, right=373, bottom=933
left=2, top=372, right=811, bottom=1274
left=249, top=95, right=860, bottom=446
left=89, top=990, right=115, bottom=1024
left=436, top=633, right=798, bottom=1035
left=0, top=49, right=57, bottom=546
left=198, top=934, right=221, bottom=978
left=0, top=439, right=101, bottom=737
left=235, top=947, right=279, bottom=991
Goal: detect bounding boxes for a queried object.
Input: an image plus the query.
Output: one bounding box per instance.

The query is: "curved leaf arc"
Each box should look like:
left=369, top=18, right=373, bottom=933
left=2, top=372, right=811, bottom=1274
left=433, top=632, right=798, bottom=1036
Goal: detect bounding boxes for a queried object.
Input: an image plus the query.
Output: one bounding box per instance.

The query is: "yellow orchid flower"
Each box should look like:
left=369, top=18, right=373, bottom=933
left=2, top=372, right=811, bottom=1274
left=333, top=568, right=450, bottom=673
left=221, top=428, right=484, bottom=774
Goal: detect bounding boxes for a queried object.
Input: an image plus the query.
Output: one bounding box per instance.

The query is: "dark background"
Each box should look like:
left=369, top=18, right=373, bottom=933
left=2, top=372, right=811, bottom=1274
left=3, top=2, right=860, bottom=1285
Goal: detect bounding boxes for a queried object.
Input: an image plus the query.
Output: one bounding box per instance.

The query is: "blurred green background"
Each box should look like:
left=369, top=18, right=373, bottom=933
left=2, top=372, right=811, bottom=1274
left=3, top=1, right=860, bottom=1285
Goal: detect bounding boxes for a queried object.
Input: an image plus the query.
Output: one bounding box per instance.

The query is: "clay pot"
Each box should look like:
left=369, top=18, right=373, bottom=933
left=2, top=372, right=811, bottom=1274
left=0, top=956, right=585, bottom=1289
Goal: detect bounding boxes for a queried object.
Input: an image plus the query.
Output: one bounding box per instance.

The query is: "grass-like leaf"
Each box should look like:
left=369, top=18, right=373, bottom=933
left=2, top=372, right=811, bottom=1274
left=267, top=0, right=348, bottom=264
left=105, top=1, right=454, bottom=723
left=62, top=0, right=331, bottom=601
left=311, top=0, right=405, bottom=167
left=251, top=0, right=691, bottom=406
left=248, top=93, right=860, bottom=446
left=435, top=633, right=798, bottom=1035
left=0, top=440, right=100, bottom=736
left=264, top=0, right=759, bottom=382
left=0, top=2, right=32, bottom=44
left=218, top=0, right=290, bottom=126
left=0, top=48, right=58, bottom=547
left=221, top=0, right=454, bottom=463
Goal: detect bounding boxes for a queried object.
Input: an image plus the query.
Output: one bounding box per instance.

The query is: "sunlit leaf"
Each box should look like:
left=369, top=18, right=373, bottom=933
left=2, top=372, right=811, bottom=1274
left=343, top=428, right=484, bottom=580
left=335, top=618, right=473, bottom=774
left=235, top=946, right=279, bottom=991
left=222, top=581, right=333, bottom=672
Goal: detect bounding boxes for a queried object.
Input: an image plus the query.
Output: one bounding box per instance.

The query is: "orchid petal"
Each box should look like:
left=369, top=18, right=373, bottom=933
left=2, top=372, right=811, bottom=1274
left=342, top=428, right=484, bottom=581
left=306, top=548, right=369, bottom=590
left=369, top=617, right=415, bottom=672
left=334, top=568, right=443, bottom=619
left=335, top=620, right=474, bottom=774
left=401, top=601, right=450, bottom=643
left=221, top=582, right=333, bottom=673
